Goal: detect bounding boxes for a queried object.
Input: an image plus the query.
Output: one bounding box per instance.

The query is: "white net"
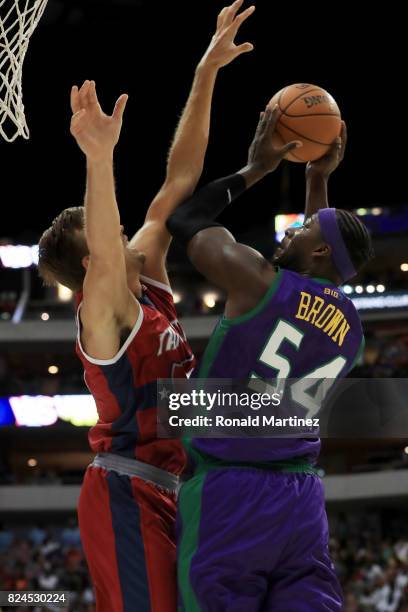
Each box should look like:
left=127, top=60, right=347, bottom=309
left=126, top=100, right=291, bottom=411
left=0, top=0, right=48, bottom=142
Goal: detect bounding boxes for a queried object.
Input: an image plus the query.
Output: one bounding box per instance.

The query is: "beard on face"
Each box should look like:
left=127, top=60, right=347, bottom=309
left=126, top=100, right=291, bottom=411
left=273, top=243, right=302, bottom=271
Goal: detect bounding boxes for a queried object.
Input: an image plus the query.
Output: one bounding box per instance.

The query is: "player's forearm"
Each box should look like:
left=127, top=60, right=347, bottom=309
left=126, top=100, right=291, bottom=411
left=304, top=170, right=329, bottom=219
left=85, top=157, right=122, bottom=256
left=142, top=63, right=219, bottom=229
left=166, top=160, right=273, bottom=247
left=166, top=172, right=247, bottom=247
left=238, top=163, right=271, bottom=189
left=165, top=61, right=218, bottom=188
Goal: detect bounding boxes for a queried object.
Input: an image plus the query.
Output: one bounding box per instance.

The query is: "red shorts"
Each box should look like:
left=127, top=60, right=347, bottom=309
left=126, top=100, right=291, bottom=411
left=78, top=465, right=177, bottom=612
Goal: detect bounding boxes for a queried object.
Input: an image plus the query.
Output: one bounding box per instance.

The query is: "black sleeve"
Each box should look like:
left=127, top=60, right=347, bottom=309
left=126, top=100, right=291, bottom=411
left=166, top=173, right=246, bottom=247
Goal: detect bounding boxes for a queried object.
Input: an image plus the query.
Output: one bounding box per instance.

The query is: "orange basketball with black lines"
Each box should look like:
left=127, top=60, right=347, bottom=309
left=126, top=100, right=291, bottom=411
left=268, top=83, right=341, bottom=162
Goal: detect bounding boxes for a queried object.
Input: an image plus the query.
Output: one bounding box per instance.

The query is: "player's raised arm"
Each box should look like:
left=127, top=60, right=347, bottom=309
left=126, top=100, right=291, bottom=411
left=304, top=121, right=347, bottom=219
left=70, top=80, right=139, bottom=358
left=129, top=0, right=255, bottom=285
left=167, top=107, right=301, bottom=317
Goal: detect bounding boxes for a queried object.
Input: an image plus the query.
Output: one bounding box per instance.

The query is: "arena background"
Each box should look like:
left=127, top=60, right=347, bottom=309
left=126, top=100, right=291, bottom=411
left=0, top=1, right=407, bottom=611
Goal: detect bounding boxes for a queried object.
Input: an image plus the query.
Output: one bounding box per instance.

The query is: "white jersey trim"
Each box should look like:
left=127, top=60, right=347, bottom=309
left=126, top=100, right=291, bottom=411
left=140, top=275, right=173, bottom=296
left=76, top=295, right=144, bottom=366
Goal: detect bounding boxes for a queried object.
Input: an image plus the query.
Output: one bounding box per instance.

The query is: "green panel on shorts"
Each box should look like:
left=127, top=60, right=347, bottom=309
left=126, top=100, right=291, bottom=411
left=178, top=472, right=206, bottom=612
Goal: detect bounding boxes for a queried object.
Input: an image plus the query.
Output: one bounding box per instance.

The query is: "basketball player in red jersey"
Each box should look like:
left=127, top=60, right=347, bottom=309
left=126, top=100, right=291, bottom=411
left=37, top=2, right=255, bottom=610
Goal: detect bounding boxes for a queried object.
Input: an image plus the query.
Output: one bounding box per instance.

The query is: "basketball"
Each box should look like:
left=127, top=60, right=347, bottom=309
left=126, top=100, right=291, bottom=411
left=268, top=83, right=341, bottom=163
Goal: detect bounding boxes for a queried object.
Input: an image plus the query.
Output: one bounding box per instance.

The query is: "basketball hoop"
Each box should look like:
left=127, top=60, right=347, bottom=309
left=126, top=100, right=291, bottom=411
left=0, top=0, right=48, bottom=142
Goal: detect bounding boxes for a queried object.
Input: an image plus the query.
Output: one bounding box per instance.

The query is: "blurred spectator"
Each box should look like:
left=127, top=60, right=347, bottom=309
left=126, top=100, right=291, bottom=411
left=28, top=524, right=46, bottom=547
left=331, top=515, right=408, bottom=612
left=0, top=515, right=407, bottom=611
left=0, top=519, right=94, bottom=612
left=61, top=518, right=81, bottom=548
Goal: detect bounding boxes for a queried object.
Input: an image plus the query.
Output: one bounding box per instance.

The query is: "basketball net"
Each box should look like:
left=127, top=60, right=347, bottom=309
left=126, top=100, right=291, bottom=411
left=0, top=0, right=48, bottom=142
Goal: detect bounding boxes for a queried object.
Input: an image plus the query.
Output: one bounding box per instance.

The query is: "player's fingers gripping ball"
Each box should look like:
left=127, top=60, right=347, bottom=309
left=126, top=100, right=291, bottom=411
left=268, top=83, right=341, bottom=162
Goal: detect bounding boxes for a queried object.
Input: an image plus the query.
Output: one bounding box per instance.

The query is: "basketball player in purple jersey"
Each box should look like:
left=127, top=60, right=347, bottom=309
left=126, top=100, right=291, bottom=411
left=167, top=109, right=373, bottom=610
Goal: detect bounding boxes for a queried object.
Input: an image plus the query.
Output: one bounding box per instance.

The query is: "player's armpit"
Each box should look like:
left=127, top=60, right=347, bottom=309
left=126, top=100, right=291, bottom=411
left=188, top=226, right=276, bottom=318
left=79, top=257, right=140, bottom=361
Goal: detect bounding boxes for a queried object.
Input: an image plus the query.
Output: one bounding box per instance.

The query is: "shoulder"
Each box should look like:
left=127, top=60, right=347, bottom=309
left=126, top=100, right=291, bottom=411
left=140, top=275, right=177, bottom=321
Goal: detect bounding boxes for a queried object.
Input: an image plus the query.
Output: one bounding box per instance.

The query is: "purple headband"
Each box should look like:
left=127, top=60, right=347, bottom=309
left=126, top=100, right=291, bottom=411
left=318, top=208, right=356, bottom=282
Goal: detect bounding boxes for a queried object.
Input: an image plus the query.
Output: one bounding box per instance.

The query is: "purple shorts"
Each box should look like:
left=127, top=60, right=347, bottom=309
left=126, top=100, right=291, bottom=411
left=177, top=467, right=342, bottom=611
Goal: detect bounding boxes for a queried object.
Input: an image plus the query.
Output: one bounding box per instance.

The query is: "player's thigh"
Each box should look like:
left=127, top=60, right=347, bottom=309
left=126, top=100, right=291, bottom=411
left=177, top=469, right=272, bottom=612
left=262, top=551, right=343, bottom=612
left=131, top=478, right=178, bottom=612
left=79, top=467, right=178, bottom=612
left=263, top=475, right=342, bottom=612
left=78, top=467, right=128, bottom=612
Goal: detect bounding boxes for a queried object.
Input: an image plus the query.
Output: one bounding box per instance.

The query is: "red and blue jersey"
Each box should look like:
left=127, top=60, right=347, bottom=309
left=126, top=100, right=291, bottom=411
left=75, top=275, right=195, bottom=475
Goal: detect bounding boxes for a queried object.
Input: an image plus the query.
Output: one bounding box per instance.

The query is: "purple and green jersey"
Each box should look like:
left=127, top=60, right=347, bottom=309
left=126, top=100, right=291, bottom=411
left=191, top=267, right=364, bottom=464
left=177, top=268, right=363, bottom=611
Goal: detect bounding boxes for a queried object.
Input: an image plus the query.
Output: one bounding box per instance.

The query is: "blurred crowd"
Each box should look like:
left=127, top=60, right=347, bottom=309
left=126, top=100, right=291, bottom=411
left=0, top=519, right=93, bottom=612
left=331, top=514, right=408, bottom=612
left=0, top=515, right=408, bottom=611
left=0, top=332, right=407, bottom=398
left=353, top=334, right=408, bottom=378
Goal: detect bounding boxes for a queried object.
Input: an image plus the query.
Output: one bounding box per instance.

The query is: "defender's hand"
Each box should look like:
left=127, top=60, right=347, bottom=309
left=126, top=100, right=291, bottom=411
left=199, top=0, right=255, bottom=70
left=70, top=80, right=128, bottom=162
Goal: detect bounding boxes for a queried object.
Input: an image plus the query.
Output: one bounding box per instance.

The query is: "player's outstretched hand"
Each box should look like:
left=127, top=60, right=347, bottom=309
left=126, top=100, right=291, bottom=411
left=306, top=121, right=347, bottom=178
left=247, top=106, right=302, bottom=174
left=70, top=80, right=128, bottom=162
left=200, top=0, right=255, bottom=70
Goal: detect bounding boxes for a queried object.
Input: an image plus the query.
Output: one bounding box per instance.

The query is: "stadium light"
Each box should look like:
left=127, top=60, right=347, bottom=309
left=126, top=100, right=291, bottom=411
left=376, top=285, right=385, bottom=293
left=48, top=365, right=59, bottom=375
left=57, top=284, right=73, bottom=302
left=343, top=285, right=353, bottom=294
left=203, top=292, right=218, bottom=309
left=352, top=293, right=408, bottom=310
left=173, top=292, right=182, bottom=304
left=0, top=244, right=38, bottom=268
left=41, top=312, right=49, bottom=321
left=355, top=286, right=363, bottom=294
left=4, top=395, right=98, bottom=427
left=401, top=263, right=408, bottom=272
left=27, top=458, right=38, bottom=467
left=366, top=285, right=375, bottom=294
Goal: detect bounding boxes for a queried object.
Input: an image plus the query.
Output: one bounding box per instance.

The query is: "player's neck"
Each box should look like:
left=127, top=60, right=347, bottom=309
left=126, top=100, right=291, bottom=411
left=303, top=268, right=340, bottom=286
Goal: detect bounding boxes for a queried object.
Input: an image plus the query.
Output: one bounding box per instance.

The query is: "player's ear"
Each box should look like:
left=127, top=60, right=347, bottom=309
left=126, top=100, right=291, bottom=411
left=313, top=243, right=331, bottom=258
left=81, top=254, right=90, bottom=270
